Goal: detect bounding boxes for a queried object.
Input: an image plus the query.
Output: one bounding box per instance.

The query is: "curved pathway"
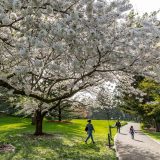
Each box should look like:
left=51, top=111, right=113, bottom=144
left=115, top=122, right=160, bottom=160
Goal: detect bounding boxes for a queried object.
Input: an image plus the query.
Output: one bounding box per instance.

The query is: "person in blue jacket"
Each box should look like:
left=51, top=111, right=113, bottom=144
left=85, top=119, right=95, bottom=144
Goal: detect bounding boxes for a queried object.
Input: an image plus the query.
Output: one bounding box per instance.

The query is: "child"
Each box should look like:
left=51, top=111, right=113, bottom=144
left=129, top=126, right=135, bottom=139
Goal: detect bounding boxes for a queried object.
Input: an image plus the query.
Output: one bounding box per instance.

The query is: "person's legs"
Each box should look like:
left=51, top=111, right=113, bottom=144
left=118, top=127, right=120, bottom=133
left=131, top=133, right=134, bottom=139
left=85, top=132, right=91, bottom=143
left=117, top=127, right=120, bottom=133
left=90, top=133, right=95, bottom=143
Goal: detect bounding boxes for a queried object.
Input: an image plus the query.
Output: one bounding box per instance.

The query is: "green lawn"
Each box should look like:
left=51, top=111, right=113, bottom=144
left=141, top=123, right=160, bottom=141
left=141, top=125, right=160, bottom=142
left=144, top=131, right=160, bottom=142
left=0, top=116, right=121, bottom=160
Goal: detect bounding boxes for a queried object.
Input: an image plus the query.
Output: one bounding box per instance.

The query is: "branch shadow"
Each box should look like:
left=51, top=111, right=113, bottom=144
left=133, top=139, right=143, bottom=143
left=116, top=140, right=160, bottom=160
left=0, top=117, right=116, bottom=160
left=119, top=133, right=127, bottom=135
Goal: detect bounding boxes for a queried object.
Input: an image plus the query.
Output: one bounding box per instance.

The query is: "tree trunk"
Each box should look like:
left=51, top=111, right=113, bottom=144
left=58, top=105, right=62, bottom=122
left=155, top=120, right=160, bottom=132
left=34, top=110, right=44, bottom=135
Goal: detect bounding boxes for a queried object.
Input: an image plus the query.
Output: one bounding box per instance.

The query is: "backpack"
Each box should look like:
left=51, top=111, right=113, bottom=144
left=85, top=126, right=88, bottom=132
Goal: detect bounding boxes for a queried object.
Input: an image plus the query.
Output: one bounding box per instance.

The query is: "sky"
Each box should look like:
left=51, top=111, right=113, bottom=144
left=130, top=0, right=160, bottom=18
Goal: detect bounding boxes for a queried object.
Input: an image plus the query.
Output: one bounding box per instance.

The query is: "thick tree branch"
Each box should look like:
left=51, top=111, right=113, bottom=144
left=0, top=79, right=90, bottom=103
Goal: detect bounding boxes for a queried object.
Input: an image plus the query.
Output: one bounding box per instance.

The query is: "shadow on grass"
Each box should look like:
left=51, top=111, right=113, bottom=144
left=0, top=116, right=84, bottom=139
left=0, top=133, right=115, bottom=160
left=0, top=117, right=116, bottom=160
left=143, top=129, right=160, bottom=141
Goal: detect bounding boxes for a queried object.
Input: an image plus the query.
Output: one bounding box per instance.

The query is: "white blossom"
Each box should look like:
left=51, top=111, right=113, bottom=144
left=0, top=0, right=159, bottom=115
left=2, top=16, right=11, bottom=25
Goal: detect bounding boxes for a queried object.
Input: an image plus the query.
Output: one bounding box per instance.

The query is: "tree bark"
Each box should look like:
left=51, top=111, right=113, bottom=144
left=34, top=110, right=44, bottom=135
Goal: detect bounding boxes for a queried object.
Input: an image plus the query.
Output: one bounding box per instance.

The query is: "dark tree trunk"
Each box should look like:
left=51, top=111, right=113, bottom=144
left=34, top=110, right=44, bottom=135
left=155, top=121, right=160, bottom=132
left=58, top=105, right=62, bottom=122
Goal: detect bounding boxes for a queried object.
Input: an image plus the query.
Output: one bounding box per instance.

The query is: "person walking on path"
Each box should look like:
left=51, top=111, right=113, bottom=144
left=129, top=125, right=135, bottom=139
left=85, top=119, right=95, bottom=144
left=115, top=120, right=121, bottom=133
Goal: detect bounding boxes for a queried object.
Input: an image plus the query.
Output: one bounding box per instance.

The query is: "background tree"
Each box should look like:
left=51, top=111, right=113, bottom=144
left=0, top=87, right=18, bottom=115
left=139, top=79, right=160, bottom=131
left=96, top=86, right=125, bottom=120
left=48, top=100, right=86, bottom=121
left=117, top=76, right=160, bottom=132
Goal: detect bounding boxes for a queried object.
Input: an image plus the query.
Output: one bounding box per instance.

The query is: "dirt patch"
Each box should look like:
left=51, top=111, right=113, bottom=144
left=23, top=132, right=62, bottom=140
left=48, top=120, right=72, bottom=124
left=24, top=132, right=53, bottom=137
left=0, top=144, right=15, bottom=152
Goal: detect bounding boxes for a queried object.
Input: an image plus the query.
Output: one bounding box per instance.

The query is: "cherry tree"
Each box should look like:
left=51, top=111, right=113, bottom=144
left=0, top=0, right=160, bottom=135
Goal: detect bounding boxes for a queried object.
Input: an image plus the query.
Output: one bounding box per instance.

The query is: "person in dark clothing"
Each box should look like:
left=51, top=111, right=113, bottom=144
left=85, top=119, right=95, bottom=144
left=129, top=126, right=135, bottom=139
left=115, top=120, right=121, bottom=133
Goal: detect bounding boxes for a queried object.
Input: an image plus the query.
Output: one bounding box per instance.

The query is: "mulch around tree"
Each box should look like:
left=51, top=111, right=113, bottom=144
left=47, top=120, right=72, bottom=124
left=0, top=144, right=15, bottom=152
left=23, top=133, right=62, bottom=140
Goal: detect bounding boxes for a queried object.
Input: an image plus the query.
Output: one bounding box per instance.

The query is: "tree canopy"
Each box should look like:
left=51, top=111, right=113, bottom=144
left=0, top=0, right=159, bottom=103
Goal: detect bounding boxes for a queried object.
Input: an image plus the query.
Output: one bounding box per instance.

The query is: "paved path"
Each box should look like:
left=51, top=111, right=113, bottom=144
left=115, top=122, right=160, bottom=160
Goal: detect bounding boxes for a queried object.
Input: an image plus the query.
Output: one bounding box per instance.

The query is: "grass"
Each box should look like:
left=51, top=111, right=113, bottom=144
left=143, top=131, right=160, bottom=142
left=141, top=124, right=160, bottom=142
left=0, top=116, right=123, bottom=160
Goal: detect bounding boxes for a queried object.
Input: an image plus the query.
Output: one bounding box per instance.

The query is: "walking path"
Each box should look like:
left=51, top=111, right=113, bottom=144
left=115, top=122, right=160, bottom=160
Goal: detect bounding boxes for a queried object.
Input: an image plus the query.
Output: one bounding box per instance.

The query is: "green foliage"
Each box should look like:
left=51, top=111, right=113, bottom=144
left=141, top=122, right=152, bottom=129
left=0, top=116, right=118, bottom=160
left=0, top=87, right=16, bottom=115
left=139, top=78, right=160, bottom=121
left=118, top=76, right=160, bottom=131
left=119, top=77, right=160, bottom=118
left=143, top=131, right=160, bottom=142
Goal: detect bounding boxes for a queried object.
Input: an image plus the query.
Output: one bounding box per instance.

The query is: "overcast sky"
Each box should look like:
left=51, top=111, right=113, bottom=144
left=130, top=0, right=160, bottom=17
